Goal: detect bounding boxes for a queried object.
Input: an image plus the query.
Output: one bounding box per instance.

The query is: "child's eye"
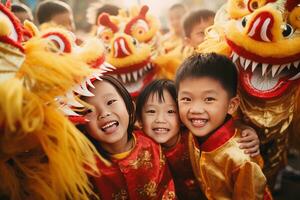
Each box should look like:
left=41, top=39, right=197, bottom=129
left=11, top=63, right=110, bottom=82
left=145, top=109, right=155, bottom=114
left=107, top=99, right=117, bottom=105
left=180, top=97, right=191, bottom=102
left=168, top=110, right=176, bottom=114
left=204, top=97, right=216, bottom=102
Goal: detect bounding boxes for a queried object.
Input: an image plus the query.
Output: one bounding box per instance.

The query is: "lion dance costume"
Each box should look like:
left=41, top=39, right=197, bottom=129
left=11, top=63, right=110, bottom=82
left=197, top=0, right=300, bottom=187
left=96, top=5, right=181, bottom=98
left=0, top=1, right=112, bottom=199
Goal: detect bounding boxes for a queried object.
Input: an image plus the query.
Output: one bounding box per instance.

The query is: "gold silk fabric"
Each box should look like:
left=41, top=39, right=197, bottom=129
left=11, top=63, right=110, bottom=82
left=188, top=119, right=268, bottom=200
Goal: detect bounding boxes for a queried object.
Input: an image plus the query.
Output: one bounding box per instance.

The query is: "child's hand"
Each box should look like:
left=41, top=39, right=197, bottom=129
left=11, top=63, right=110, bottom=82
left=238, top=128, right=260, bottom=157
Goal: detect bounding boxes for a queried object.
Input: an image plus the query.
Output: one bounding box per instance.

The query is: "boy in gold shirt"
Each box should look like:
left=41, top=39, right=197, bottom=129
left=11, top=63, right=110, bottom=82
left=175, top=53, right=272, bottom=199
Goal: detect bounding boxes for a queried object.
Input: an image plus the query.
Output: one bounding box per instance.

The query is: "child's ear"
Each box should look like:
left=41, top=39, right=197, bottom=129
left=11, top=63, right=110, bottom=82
left=227, top=95, right=240, bottom=115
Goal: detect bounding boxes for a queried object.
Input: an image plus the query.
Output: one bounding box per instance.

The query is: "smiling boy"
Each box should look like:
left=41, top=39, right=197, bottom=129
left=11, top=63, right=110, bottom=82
left=175, top=53, right=272, bottom=199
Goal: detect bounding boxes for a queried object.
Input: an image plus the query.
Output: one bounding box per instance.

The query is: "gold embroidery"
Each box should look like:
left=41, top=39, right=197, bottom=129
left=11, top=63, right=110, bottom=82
left=162, top=191, right=176, bottom=200
left=160, top=146, right=166, bottom=168
left=129, top=149, right=152, bottom=169
left=112, top=189, right=128, bottom=200
left=137, top=180, right=157, bottom=198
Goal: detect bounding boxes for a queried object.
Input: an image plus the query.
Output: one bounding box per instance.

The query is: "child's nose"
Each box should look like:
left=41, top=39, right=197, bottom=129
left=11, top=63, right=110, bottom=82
left=189, top=103, right=205, bottom=114
left=97, top=111, right=111, bottom=120
left=154, top=112, right=166, bottom=123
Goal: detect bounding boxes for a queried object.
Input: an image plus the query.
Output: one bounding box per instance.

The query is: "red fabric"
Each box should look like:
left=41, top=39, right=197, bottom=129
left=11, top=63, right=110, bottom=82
left=124, top=5, right=149, bottom=35
left=200, top=118, right=235, bottom=152
left=164, top=131, right=206, bottom=200
left=92, top=131, right=176, bottom=200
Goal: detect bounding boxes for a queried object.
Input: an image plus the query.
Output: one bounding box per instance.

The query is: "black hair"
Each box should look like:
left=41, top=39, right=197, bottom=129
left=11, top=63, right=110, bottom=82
left=36, top=0, right=71, bottom=24
left=169, top=3, right=186, bottom=11
left=87, top=3, right=120, bottom=25
left=11, top=3, right=32, bottom=13
left=11, top=3, right=33, bottom=21
left=77, top=75, right=135, bottom=157
left=175, top=53, right=238, bottom=98
left=183, top=9, right=215, bottom=37
left=136, top=79, right=177, bottom=123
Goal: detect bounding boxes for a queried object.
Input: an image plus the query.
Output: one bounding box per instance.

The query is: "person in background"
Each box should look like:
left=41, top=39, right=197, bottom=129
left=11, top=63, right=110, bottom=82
left=136, top=79, right=261, bottom=200
left=36, top=0, right=75, bottom=32
left=162, top=3, right=187, bottom=53
left=175, top=53, right=272, bottom=199
left=86, top=3, right=120, bottom=36
left=11, top=2, right=33, bottom=23
left=183, top=9, right=215, bottom=48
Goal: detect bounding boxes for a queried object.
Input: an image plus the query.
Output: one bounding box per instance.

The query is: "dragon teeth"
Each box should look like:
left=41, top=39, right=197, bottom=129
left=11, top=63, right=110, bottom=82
left=271, top=64, right=280, bottom=77
left=261, top=63, right=268, bottom=76
left=251, top=61, right=259, bottom=72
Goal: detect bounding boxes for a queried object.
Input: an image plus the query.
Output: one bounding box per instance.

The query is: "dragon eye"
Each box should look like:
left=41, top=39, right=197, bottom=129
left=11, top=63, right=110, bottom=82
left=242, top=17, right=247, bottom=27
left=282, top=24, right=293, bottom=38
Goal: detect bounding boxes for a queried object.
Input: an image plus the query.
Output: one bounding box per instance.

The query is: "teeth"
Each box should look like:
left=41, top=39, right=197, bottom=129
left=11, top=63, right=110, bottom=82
left=244, top=59, right=251, bottom=70
left=278, top=64, right=287, bottom=75
left=144, top=65, right=149, bottom=73
left=73, top=84, right=94, bottom=97
left=289, top=72, right=300, bottom=80
left=139, top=68, right=144, bottom=77
left=102, top=121, right=116, bottom=129
left=126, top=73, right=131, bottom=82
left=86, top=78, right=95, bottom=88
left=252, top=61, right=259, bottom=72
left=60, top=105, right=80, bottom=116
left=293, top=61, right=299, bottom=68
left=133, top=71, right=138, bottom=81
left=287, top=63, right=291, bottom=70
left=271, top=64, right=280, bottom=77
left=121, top=74, right=126, bottom=83
left=262, top=63, right=268, bottom=76
left=231, top=52, right=239, bottom=63
left=239, top=56, right=245, bottom=67
left=147, top=63, right=152, bottom=70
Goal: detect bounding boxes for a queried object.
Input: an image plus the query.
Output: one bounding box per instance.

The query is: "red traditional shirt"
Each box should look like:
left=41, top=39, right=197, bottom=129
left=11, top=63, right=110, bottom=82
left=164, top=130, right=207, bottom=200
left=91, top=130, right=176, bottom=200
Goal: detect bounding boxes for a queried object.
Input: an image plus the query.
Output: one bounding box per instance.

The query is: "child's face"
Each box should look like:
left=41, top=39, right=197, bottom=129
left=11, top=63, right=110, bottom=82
left=186, top=17, right=214, bottom=48
left=14, top=11, right=33, bottom=23
left=142, top=90, right=180, bottom=147
left=84, top=81, right=129, bottom=146
left=178, top=77, right=239, bottom=137
left=168, top=7, right=185, bottom=35
left=51, top=11, right=75, bottom=31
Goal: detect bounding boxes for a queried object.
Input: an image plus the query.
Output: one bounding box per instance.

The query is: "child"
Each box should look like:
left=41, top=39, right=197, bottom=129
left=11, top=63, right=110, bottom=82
left=175, top=53, right=272, bottom=199
left=183, top=9, right=215, bottom=48
left=36, top=0, right=75, bottom=31
left=136, top=79, right=261, bottom=200
left=11, top=2, right=33, bottom=23
left=79, top=75, right=176, bottom=200
left=162, top=3, right=187, bottom=53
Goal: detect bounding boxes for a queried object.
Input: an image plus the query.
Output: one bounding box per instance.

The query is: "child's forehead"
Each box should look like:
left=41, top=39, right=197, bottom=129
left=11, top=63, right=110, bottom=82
left=178, top=76, right=224, bottom=91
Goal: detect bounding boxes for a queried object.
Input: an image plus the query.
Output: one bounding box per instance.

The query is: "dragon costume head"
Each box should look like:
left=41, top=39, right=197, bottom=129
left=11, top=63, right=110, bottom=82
left=0, top=2, right=109, bottom=199
left=225, top=0, right=300, bottom=99
left=96, top=5, right=180, bottom=97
